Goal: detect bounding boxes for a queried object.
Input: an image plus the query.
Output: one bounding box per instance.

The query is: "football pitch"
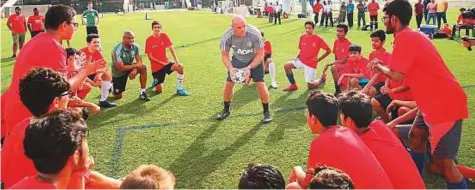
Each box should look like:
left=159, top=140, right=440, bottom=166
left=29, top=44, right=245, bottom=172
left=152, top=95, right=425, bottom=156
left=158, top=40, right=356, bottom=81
left=1, top=9, right=474, bottom=188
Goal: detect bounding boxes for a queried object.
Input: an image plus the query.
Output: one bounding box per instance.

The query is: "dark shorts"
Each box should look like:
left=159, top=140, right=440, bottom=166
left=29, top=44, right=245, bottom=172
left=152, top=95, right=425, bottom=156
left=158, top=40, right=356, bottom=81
left=374, top=93, right=402, bottom=122
left=152, top=62, right=174, bottom=84
left=411, top=112, right=463, bottom=159
left=88, top=74, right=96, bottom=81
left=226, top=57, right=265, bottom=82
left=30, top=30, right=44, bottom=38
left=264, top=53, right=272, bottom=63
left=112, top=72, right=130, bottom=94
left=86, top=26, right=99, bottom=35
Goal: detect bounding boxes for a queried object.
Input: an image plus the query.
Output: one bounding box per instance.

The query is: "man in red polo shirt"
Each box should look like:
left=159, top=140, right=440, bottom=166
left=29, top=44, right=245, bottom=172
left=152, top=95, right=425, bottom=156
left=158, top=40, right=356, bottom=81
left=338, top=91, right=425, bottom=189
left=145, top=20, right=189, bottom=96
left=328, top=24, right=351, bottom=95
left=287, top=91, right=393, bottom=189
left=371, top=0, right=469, bottom=188
left=283, top=21, right=331, bottom=91
left=7, top=7, right=27, bottom=59
left=27, top=8, right=45, bottom=38
left=1, top=4, right=105, bottom=140
left=368, top=0, right=380, bottom=30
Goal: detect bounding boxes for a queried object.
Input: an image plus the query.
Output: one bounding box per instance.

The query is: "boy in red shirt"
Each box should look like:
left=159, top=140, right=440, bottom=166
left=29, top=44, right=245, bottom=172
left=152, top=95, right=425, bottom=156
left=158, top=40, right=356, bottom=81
left=1, top=5, right=105, bottom=140
left=7, top=7, right=27, bottom=59
left=450, top=8, right=473, bottom=39
left=287, top=91, right=393, bottom=189
left=327, top=24, right=351, bottom=95
left=368, top=0, right=380, bottom=30
left=362, top=29, right=392, bottom=97
left=338, top=91, right=425, bottom=189
left=10, top=110, right=93, bottom=189
left=80, top=34, right=117, bottom=107
left=337, top=45, right=369, bottom=91
left=283, top=21, right=331, bottom=91
left=262, top=32, right=277, bottom=88
left=2, top=68, right=120, bottom=189
left=372, top=1, right=469, bottom=188
left=145, top=20, right=189, bottom=96
left=433, top=23, right=452, bottom=38
left=27, top=8, right=45, bottom=38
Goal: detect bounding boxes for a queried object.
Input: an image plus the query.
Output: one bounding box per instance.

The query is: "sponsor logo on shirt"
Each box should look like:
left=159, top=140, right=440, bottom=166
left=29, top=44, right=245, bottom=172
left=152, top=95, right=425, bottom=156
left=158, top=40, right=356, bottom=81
left=236, top=48, right=254, bottom=55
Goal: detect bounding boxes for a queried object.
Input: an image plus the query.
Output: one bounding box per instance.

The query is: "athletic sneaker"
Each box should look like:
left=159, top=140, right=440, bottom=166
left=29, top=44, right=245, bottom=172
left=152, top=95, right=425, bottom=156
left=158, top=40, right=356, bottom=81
left=270, top=82, right=278, bottom=89
left=98, top=100, right=117, bottom=108
left=283, top=84, right=298, bottom=91
left=151, top=79, right=159, bottom=88
left=139, top=91, right=151, bottom=101
left=216, top=109, right=230, bottom=120
left=176, top=88, right=190, bottom=96
left=262, top=111, right=273, bottom=124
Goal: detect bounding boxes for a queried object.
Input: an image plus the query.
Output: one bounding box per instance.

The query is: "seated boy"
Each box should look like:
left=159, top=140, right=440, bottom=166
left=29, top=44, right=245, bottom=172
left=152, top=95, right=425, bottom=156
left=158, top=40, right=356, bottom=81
left=370, top=78, right=412, bottom=123
left=120, top=165, right=176, bottom=189
left=238, top=163, right=285, bottom=189
left=433, top=23, right=452, bottom=39
left=286, top=164, right=354, bottom=189
left=287, top=91, right=392, bottom=189
left=362, top=30, right=391, bottom=97
left=337, top=45, right=369, bottom=91
left=338, top=91, right=425, bottom=189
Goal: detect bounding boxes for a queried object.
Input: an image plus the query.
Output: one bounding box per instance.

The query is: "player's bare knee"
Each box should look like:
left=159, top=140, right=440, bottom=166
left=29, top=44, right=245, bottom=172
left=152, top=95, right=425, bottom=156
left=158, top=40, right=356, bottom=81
left=284, top=63, right=293, bottom=72
left=103, top=72, right=113, bottom=81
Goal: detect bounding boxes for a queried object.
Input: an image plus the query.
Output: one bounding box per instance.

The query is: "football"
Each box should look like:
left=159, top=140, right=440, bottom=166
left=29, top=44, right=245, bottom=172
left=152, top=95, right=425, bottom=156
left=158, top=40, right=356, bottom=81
left=232, top=68, right=249, bottom=84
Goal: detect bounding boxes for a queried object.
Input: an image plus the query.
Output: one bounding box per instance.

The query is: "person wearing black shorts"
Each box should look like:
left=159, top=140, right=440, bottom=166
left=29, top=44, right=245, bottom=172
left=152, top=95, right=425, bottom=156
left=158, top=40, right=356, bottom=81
left=217, top=15, right=272, bottom=124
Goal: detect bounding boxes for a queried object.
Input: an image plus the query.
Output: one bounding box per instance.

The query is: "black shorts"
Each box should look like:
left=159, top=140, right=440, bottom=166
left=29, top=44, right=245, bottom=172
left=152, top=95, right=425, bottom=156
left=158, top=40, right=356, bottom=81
left=112, top=72, right=130, bottom=94
left=374, top=94, right=401, bottom=121
left=30, top=30, right=44, bottom=38
left=264, top=53, right=272, bottom=63
left=86, top=26, right=98, bottom=35
left=226, top=63, right=265, bottom=83
left=88, top=74, right=96, bottom=81
left=152, top=62, right=174, bottom=84
left=373, top=82, right=385, bottom=94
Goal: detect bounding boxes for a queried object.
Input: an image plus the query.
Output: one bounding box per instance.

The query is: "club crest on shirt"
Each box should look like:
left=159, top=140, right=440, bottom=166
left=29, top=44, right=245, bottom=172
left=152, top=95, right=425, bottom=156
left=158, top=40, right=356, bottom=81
left=312, top=43, right=316, bottom=47
left=152, top=45, right=158, bottom=48
left=247, top=42, right=252, bottom=47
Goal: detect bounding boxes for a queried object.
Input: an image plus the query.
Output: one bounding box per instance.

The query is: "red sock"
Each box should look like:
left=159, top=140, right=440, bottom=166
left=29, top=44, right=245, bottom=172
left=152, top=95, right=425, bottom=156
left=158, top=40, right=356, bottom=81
left=457, top=165, right=475, bottom=179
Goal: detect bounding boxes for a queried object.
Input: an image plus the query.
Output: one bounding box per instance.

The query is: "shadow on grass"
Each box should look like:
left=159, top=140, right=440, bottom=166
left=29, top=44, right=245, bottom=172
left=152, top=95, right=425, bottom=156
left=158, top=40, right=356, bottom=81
left=88, top=94, right=178, bottom=130
left=169, top=119, right=263, bottom=188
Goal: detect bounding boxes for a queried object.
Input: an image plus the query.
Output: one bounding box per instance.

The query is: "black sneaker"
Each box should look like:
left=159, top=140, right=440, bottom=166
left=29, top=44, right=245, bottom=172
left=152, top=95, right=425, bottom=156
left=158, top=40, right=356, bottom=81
left=216, top=109, right=230, bottom=120
left=139, top=91, right=151, bottom=101
left=262, top=111, right=273, bottom=124
left=11, top=55, right=16, bottom=59
left=98, top=100, right=117, bottom=108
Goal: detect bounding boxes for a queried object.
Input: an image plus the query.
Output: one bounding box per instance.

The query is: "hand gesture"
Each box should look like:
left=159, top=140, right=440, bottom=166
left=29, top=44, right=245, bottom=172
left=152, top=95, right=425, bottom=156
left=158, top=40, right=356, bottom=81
left=129, top=69, right=138, bottom=80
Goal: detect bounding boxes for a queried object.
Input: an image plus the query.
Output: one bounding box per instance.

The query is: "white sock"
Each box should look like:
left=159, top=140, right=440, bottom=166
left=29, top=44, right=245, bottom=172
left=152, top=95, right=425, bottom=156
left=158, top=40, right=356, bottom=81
left=269, top=62, right=276, bottom=84
left=140, top=88, right=146, bottom=93
left=177, top=74, right=184, bottom=90
left=100, top=81, right=113, bottom=101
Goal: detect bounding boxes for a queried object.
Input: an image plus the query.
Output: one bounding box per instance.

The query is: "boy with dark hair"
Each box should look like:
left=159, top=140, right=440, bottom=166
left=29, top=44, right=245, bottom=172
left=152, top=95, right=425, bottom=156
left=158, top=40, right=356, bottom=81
left=121, top=165, right=176, bottom=189
left=261, top=32, right=278, bottom=88
left=338, top=91, right=425, bottom=189
left=362, top=29, right=392, bottom=97
left=10, top=110, right=91, bottom=188
left=80, top=34, right=117, bottom=107
left=328, top=24, right=351, bottom=95
left=371, top=0, right=469, bottom=188
left=238, top=163, right=285, bottom=189
left=337, top=44, right=369, bottom=91
left=1, top=4, right=105, bottom=139
left=283, top=21, right=331, bottom=91
left=287, top=164, right=354, bottom=189
left=287, top=91, right=392, bottom=189
left=1, top=68, right=120, bottom=189
left=146, top=20, right=189, bottom=96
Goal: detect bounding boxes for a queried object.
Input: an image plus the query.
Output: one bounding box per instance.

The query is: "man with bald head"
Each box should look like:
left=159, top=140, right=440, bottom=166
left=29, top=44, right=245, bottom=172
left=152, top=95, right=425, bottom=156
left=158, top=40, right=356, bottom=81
left=218, top=15, right=272, bottom=124
left=111, top=31, right=150, bottom=101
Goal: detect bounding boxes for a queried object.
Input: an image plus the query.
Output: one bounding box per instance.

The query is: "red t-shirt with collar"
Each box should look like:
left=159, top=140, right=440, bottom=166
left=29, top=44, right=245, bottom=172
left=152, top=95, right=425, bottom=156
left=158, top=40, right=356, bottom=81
left=360, top=121, right=426, bottom=189
left=368, top=2, right=379, bottom=16
left=145, top=33, right=172, bottom=72
left=347, top=57, right=370, bottom=78
left=264, top=41, right=272, bottom=54
left=307, top=126, right=393, bottom=189
left=333, top=38, right=351, bottom=61
left=369, top=49, right=391, bottom=83
left=298, top=34, right=330, bottom=68
left=389, top=29, right=468, bottom=124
